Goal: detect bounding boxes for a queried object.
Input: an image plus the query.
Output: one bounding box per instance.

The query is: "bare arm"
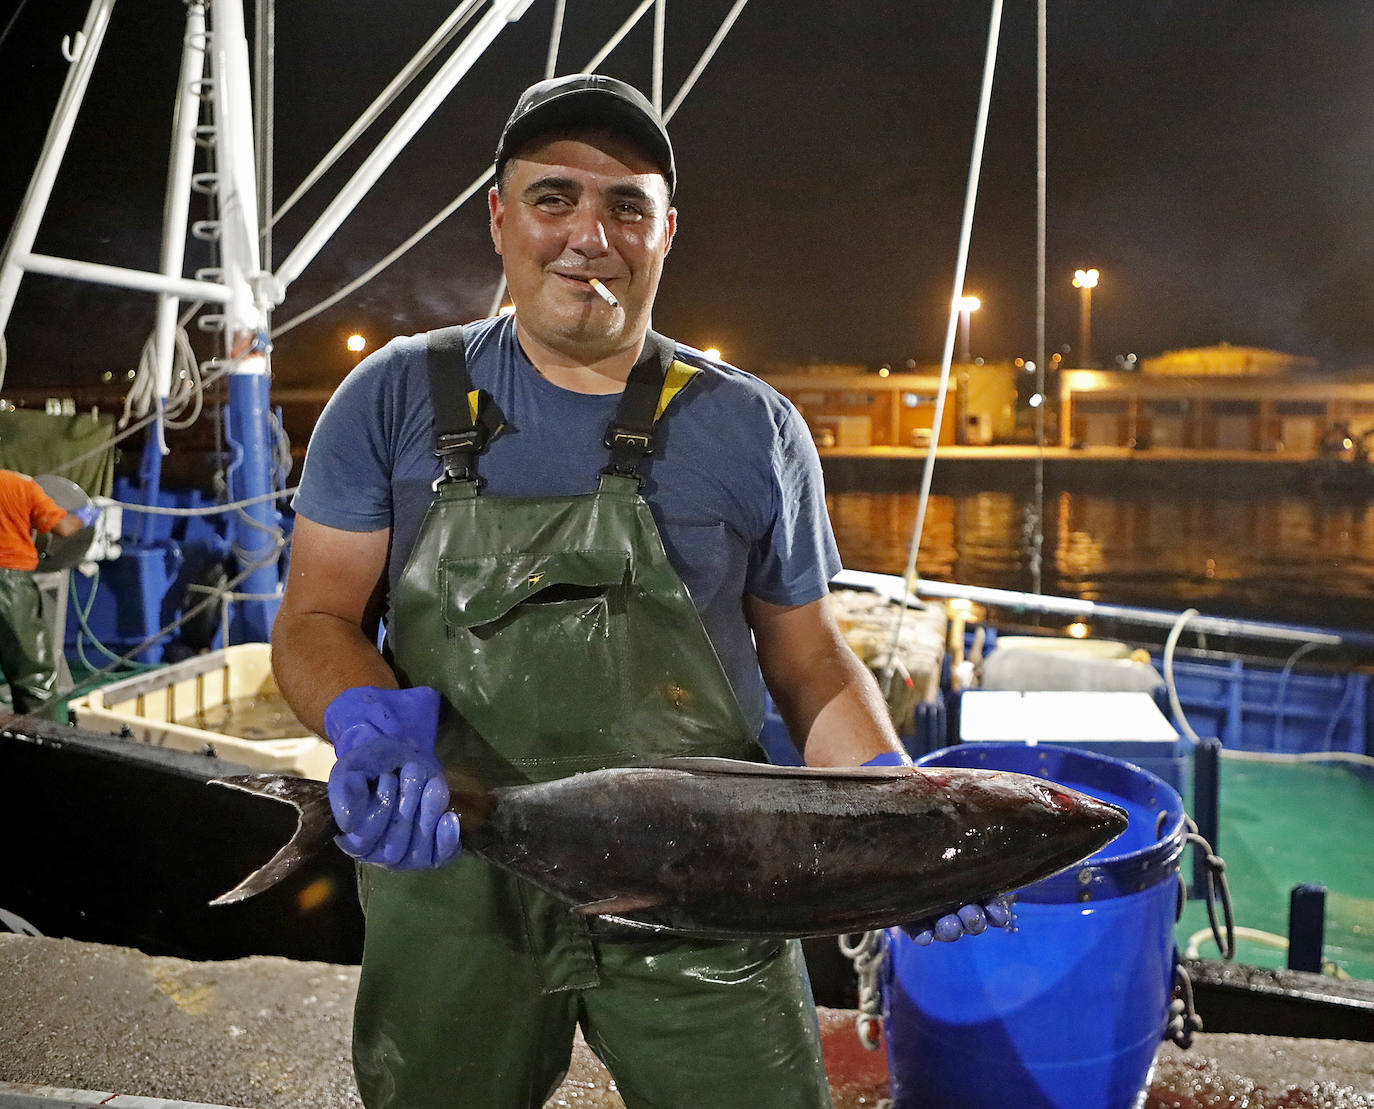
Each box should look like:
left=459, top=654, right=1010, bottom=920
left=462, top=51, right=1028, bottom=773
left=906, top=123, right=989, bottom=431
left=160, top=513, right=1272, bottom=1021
left=746, top=594, right=906, bottom=767
left=50, top=513, right=84, bottom=538
left=271, top=516, right=397, bottom=737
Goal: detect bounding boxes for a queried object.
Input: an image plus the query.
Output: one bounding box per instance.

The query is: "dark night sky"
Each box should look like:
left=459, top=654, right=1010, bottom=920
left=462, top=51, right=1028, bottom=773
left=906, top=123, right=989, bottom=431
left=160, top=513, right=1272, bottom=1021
left=2, top=0, right=1372, bottom=389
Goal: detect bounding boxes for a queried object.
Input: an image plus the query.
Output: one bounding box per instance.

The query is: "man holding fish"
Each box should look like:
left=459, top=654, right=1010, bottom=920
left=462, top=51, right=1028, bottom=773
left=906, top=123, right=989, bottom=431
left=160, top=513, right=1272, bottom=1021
left=272, top=75, right=1008, bottom=1108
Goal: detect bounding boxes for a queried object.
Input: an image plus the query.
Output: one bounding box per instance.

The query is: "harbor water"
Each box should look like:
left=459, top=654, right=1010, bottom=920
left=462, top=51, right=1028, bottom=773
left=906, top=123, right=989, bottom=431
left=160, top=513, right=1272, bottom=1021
left=827, top=487, right=1374, bottom=638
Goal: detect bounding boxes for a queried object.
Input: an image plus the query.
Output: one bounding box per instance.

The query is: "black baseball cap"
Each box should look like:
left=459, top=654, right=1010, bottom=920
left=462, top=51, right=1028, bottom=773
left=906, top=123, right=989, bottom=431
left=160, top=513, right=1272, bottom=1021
left=495, top=74, right=676, bottom=198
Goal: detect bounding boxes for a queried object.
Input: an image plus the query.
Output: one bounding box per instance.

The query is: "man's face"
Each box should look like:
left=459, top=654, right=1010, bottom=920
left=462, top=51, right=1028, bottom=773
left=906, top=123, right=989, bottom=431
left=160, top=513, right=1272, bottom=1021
left=489, top=132, right=676, bottom=364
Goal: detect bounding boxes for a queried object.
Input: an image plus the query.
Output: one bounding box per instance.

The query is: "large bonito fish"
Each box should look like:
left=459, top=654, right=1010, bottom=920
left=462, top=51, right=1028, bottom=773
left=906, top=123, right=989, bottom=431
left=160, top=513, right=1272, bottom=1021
left=210, top=757, right=1128, bottom=938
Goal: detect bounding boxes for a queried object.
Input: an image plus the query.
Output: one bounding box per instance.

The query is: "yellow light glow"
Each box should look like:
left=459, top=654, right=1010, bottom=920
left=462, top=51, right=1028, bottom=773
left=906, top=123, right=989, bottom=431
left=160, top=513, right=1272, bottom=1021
left=955, top=295, right=981, bottom=312
left=499, top=303, right=516, bottom=315
left=346, top=333, right=366, bottom=353
left=703, top=347, right=722, bottom=361
left=1066, top=621, right=1090, bottom=639
left=878, top=367, right=890, bottom=378
left=1072, top=268, right=1100, bottom=289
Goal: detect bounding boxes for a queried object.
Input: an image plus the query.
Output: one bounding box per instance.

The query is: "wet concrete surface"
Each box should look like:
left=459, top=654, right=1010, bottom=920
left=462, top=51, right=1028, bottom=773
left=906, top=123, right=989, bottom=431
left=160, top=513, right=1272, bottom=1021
left=2, top=934, right=1371, bottom=1108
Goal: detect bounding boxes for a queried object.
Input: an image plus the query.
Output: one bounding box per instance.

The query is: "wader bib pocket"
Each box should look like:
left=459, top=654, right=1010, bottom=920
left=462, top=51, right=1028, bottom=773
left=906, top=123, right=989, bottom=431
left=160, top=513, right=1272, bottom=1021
left=441, top=548, right=633, bottom=733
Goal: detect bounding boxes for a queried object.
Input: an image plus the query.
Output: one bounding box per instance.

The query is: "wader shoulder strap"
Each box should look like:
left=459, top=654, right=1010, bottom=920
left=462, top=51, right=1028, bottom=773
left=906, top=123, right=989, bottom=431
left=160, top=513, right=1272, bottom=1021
left=602, top=330, right=701, bottom=484
left=427, top=325, right=507, bottom=487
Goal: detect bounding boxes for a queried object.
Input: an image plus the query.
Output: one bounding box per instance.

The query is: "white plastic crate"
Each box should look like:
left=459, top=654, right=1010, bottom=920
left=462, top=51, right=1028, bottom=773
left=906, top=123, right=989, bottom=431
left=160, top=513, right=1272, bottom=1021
left=71, top=643, right=334, bottom=781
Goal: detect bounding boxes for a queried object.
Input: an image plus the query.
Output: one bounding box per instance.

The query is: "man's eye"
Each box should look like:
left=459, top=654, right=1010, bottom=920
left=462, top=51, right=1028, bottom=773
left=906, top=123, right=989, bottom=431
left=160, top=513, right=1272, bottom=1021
left=612, top=203, right=646, bottom=220
left=533, top=195, right=573, bottom=211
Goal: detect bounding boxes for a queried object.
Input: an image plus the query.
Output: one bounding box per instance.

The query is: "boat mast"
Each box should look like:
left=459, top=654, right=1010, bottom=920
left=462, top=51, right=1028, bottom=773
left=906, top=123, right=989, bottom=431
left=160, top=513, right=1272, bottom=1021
left=1031, top=0, right=1046, bottom=597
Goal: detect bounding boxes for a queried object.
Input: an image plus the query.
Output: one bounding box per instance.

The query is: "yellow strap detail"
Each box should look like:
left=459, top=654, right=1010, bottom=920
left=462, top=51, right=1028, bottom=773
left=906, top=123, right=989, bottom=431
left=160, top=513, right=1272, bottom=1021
left=467, top=390, right=482, bottom=423
left=655, top=361, right=702, bottom=422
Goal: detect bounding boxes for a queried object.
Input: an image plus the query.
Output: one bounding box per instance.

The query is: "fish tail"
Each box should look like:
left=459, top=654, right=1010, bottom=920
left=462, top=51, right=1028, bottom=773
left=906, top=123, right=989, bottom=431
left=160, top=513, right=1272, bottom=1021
left=207, top=774, right=336, bottom=905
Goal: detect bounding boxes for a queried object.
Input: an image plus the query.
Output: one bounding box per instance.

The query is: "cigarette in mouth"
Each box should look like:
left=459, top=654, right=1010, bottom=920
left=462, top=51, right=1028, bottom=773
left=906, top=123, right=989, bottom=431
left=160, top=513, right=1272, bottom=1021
left=588, top=277, right=620, bottom=309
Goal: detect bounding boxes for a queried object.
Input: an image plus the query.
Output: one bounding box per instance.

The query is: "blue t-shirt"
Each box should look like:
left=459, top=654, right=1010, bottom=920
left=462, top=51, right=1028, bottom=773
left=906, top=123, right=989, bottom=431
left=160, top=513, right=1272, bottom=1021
left=293, top=313, right=841, bottom=732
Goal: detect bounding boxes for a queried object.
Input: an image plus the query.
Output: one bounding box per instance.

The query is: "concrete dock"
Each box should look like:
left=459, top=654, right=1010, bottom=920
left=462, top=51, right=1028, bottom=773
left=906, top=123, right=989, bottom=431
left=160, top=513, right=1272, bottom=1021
left=3, top=934, right=1373, bottom=1108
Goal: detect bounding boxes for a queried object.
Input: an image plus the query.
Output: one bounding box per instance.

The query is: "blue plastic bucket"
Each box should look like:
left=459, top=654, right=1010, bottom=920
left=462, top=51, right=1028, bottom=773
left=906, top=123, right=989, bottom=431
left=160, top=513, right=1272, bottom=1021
left=883, top=742, right=1186, bottom=1109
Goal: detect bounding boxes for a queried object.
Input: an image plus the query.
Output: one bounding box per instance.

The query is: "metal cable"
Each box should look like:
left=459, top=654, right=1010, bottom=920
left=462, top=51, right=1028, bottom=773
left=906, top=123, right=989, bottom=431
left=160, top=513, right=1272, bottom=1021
left=881, top=0, right=1005, bottom=698
left=268, top=0, right=485, bottom=229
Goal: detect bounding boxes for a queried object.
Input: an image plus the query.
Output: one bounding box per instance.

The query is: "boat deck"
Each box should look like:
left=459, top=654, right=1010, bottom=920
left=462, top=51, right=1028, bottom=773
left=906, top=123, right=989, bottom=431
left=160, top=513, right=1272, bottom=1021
left=3, top=934, right=1373, bottom=1109
left=1177, top=754, right=1374, bottom=979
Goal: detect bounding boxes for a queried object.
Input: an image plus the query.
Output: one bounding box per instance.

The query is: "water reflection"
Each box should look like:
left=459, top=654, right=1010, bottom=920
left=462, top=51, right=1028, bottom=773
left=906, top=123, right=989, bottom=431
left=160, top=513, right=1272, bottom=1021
left=826, top=489, right=1374, bottom=632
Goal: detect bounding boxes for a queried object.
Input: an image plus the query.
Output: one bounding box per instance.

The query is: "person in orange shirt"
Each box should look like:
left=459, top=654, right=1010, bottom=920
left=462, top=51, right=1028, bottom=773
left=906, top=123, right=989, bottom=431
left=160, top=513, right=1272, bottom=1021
left=0, top=470, right=98, bottom=715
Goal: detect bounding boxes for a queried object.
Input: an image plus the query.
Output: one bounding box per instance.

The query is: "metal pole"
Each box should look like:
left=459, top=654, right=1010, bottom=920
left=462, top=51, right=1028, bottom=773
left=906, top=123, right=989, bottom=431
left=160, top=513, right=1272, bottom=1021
left=153, top=0, right=209, bottom=405
left=0, top=0, right=118, bottom=341
left=211, top=0, right=278, bottom=642
left=16, top=254, right=232, bottom=302
left=1080, top=283, right=1092, bottom=367
left=652, top=0, right=666, bottom=113
left=254, top=0, right=274, bottom=267
left=273, top=0, right=537, bottom=293
left=1031, top=0, right=1047, bottom=596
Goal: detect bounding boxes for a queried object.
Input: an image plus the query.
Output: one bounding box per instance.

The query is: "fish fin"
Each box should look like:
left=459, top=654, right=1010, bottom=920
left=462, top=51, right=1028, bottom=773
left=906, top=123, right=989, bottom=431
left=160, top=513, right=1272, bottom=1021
left=207, top=774, right=336, bottom=905
left=652, top=756, right=913, bottom=780
left=572, top=893, right=667, bottom=916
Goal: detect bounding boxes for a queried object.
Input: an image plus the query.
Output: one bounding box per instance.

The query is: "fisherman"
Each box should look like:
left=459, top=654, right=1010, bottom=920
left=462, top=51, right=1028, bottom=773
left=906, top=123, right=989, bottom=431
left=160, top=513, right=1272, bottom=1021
left=272, top=74, right=1009, bottom=1108
left=0, top=469, right=97, bottom=716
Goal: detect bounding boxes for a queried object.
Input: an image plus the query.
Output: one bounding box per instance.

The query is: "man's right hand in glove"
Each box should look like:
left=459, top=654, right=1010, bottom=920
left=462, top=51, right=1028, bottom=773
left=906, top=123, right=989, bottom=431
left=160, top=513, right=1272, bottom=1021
left=324, top=685, right=462, bottom=870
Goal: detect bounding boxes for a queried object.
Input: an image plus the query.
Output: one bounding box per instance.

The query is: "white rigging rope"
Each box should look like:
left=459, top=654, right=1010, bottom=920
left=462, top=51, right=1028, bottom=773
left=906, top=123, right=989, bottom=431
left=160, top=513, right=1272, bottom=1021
left=121, top=325, right=205, bottom=444
left=268, top=0, right=486, bottom=231
left=880, top=0, right=1004, bottom=696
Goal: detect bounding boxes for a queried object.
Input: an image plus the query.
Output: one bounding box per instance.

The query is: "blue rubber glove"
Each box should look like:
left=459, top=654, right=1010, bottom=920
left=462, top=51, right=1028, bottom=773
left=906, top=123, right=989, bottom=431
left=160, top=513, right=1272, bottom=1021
left=73, top=503, right=99, bottom=528
left=324, top=685, right=462, bottom=870
left=861, top=751, right=1017, bottom=945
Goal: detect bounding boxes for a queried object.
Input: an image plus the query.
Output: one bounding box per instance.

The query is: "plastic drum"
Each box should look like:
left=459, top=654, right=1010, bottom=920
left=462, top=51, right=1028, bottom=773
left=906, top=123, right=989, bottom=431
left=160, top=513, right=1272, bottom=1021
left=883, top=742, right=1186, bottom=1109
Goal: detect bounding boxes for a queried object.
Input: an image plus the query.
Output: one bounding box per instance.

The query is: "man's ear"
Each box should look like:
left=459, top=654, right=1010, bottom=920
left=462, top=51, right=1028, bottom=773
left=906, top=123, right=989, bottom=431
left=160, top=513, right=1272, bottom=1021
left=489, top=185, right=505, bottom=255
left=663, top=206, right=677, bottom=256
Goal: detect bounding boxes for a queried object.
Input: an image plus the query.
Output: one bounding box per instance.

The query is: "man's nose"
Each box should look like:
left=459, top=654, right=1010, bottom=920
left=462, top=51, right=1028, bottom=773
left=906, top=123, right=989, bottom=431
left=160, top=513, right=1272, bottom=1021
left=567, top=203, right=610, bottom=255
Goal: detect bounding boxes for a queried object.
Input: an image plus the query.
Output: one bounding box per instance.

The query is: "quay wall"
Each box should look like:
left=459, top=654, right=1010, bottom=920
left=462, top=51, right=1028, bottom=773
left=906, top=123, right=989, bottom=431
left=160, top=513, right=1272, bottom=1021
left=818, top=447, right=1326, bottom=495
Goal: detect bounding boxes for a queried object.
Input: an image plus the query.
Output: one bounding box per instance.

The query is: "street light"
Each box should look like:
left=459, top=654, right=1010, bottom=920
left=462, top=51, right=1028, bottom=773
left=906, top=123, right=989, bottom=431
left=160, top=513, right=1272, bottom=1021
left=1072, top=269, right=1099, bottom=367
left=955, top=295, right=981, bottom=363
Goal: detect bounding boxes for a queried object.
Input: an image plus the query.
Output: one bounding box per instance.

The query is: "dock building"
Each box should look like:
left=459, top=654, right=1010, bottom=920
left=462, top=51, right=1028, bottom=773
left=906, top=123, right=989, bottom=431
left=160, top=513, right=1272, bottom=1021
left=762, top=345, right=1374, bottom=458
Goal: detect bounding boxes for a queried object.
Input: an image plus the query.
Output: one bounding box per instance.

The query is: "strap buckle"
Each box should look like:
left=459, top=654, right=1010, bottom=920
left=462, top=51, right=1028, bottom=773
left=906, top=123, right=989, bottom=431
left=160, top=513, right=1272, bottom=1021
left=432, top=428, right=487, bottom=489
left=603, top=427, right=653, bottom=453
left=435, top=428, right=485, bottom=453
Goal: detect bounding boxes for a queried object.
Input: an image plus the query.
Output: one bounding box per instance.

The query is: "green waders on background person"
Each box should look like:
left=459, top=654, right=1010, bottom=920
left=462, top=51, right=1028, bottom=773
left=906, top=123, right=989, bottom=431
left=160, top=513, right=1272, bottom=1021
left=0, top=567, right=57, bottom=715
left=347, top=329, right=832, bottom=1109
